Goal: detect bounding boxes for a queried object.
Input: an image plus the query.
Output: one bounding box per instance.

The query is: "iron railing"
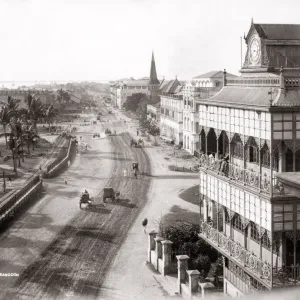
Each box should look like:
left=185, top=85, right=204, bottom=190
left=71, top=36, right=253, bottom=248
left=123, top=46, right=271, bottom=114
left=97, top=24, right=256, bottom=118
left=200, top=221, right=271, bottom=285
left=199, top=154, right=272, bottom=194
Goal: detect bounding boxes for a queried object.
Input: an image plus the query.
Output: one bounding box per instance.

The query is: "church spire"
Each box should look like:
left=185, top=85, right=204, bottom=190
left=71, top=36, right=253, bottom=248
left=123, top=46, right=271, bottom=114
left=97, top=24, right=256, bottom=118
left=149, top=51, right=160, bottom=85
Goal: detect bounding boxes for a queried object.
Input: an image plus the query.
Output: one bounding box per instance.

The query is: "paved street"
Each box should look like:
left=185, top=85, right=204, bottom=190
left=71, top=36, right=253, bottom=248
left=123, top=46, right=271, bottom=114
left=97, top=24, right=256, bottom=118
left=0, top=110, right=152, bottom=300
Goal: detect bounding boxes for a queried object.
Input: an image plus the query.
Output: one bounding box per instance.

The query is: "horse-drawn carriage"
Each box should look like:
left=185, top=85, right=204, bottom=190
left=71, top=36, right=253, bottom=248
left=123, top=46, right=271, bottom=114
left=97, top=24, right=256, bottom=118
left=93, top=133, right=100, bottom=138
left=103, top=187, right=120, bottom=203
left=79, top=190, right=92, bottom=208
left=130, top=138, right=144, bottom=147
left=105, top=128, right=112, bottom=135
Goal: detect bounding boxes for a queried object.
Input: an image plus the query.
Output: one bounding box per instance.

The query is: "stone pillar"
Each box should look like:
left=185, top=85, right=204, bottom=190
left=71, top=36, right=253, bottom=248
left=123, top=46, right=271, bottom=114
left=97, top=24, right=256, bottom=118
left=187, top=270, right=200, bottom=294
left=148, top=230, right=157, bottom=263
left=161, top=240, right=173, bottom=276
left=155, top=237, right=164, bottom=259
left=176, top=255, right=189, bottom=295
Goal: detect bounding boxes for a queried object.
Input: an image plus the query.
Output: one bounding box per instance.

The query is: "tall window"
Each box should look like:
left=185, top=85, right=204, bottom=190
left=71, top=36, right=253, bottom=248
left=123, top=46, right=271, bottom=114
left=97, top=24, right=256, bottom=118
left=232, top=142, right=243, bottom=159
left=262, top=233, right=271, bottom=249
left=261, top=148, right=270, bottom=167
left=248, top=146, right=258, bottom=163
left=233, top=215, right=243, bottom=231
left=250, top=222, right=259, bottom=242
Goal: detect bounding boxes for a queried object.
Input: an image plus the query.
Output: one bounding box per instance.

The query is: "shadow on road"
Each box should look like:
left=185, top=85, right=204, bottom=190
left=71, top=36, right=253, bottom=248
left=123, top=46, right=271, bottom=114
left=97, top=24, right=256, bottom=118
left=81, top=205, right=112, bottom=214
left=109, top=199, right=137, bottom=209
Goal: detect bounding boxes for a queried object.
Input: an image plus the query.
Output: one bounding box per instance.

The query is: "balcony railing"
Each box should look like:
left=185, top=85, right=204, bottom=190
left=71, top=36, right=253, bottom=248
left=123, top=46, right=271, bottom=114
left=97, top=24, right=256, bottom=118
left=273, top=265, right=300, bottom=286
left=200, top=221, right=271, bottom=286
left=199, top=154, right=271, bottom=194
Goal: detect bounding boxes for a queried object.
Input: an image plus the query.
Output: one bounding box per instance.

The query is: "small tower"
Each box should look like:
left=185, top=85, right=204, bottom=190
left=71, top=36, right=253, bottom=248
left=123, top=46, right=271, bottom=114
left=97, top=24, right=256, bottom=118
left=149, top=51, right=160, bottom=99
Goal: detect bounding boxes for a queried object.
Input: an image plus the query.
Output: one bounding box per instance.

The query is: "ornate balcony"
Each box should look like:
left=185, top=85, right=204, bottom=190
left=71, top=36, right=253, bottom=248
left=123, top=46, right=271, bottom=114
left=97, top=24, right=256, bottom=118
left=199, top=154, right=272, bottom=194
left=199, top=221, right=271, bottom=288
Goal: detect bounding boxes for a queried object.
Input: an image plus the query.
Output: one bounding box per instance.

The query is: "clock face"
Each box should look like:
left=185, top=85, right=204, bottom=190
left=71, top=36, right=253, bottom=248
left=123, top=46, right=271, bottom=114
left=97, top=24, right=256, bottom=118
left=249, top=37, right=261, bottom=65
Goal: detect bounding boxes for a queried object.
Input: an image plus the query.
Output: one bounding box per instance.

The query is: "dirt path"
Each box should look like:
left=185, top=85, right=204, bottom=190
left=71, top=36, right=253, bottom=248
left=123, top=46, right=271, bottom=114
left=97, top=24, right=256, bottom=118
left=0, top=112, right=152, bottom=300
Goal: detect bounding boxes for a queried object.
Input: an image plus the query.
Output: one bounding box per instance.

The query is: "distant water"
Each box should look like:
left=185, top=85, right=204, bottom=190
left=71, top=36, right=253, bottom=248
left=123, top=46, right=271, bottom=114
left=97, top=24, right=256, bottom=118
left=0, top=80, right=110, bottom=89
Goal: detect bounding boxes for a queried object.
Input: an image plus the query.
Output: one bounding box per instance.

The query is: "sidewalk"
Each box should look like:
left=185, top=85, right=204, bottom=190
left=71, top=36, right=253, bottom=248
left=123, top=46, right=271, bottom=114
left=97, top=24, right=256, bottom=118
left=100, top=109, right=200, bottom=300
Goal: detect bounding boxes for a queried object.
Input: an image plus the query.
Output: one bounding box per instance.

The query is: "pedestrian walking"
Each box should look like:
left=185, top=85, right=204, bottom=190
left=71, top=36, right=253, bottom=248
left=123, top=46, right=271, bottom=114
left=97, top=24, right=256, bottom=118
left=142, top=218, right=148, bottom=233
left=67, top=160, right=70, bottom=168
left=8, top=177, right=11, bottom=187
left=123, top=169, right=128, bottom=177
left=64, top=176, right=68, bottom=185
left=137, top=130, right=139, bottom=136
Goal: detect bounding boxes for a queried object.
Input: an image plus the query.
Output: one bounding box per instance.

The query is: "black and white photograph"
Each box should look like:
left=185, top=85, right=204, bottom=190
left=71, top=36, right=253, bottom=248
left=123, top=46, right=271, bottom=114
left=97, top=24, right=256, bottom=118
left=0, top=0, right=299, bottom=299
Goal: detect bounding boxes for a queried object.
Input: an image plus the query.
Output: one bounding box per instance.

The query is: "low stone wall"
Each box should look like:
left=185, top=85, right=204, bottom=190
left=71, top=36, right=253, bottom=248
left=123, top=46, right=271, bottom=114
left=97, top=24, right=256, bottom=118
left=43, top=137, right=77, bottom=178
left=147, top=231, right=202, bottom=298
left=0, top=174, right=42, bottom=226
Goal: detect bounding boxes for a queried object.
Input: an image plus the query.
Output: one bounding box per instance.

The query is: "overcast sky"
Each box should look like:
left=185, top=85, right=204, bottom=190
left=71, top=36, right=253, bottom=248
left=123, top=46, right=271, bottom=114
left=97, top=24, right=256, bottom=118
left=0, top=0, right=299, bottom=82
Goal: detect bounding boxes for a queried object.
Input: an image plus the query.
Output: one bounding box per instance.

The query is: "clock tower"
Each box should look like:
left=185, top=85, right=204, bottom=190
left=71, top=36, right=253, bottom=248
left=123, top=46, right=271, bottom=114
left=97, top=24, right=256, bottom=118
left=241, top=20, right=300, bottom=74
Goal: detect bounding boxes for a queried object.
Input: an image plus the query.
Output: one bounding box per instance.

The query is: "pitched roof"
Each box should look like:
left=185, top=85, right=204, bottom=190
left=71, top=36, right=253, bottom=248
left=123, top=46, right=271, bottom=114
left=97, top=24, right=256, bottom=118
left=203, top=86, right=274, bottom=108
left=252, top=24, right=300, bottom=40
left=193, top=71, right=237, bottom=79
left=160, top=78, right=182, bottom=94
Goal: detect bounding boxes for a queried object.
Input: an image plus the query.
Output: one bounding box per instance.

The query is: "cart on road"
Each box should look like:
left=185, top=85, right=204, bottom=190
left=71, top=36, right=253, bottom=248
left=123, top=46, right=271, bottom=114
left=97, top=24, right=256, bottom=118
left=79, top=191, right=92, bottom=209
left=103, top=187, right=120, bottom=203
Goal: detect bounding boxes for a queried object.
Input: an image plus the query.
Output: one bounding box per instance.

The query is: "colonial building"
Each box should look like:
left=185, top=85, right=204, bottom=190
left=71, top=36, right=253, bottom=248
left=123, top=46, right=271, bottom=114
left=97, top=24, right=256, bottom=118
left=146, top=102, right=161, bottom=126
left=159, top=78, right=183, bottom=143
left=182, top=71, right=237, bottom=155
left=198, top=21, right=300, bottom=297
left=110, top=52, right=161, bottom=108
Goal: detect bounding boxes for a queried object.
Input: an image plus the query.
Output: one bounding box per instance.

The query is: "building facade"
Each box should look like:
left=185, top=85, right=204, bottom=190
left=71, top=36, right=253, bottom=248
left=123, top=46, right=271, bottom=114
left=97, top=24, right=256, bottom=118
left=198, top=21, right=300, bottom=297
left=110, top=52, right=161, bottom=109
left=159, top=78, right=183, bottom=144
left=147, top=102, right=161, bottom=126
left=182, top=71, right=237, bottom=155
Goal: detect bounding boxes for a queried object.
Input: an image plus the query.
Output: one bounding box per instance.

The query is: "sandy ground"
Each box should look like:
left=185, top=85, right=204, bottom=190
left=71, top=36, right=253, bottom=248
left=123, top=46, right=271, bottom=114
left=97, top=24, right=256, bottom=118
left=100, top=108, right=200, bottom=300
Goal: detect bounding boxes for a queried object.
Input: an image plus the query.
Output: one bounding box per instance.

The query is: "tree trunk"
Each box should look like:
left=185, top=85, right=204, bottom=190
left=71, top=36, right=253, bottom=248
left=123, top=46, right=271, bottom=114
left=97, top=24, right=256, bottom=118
left=21, top=141, right=24, bottom=162
left=49, top=122, right=51, bottom=132
left=27, top=142, right=31, bottom=157
left=12, top=150, right=16, bottom=172
left=3, top=125, right=7, bottom=149
left=18, top=154, right=21, bottom=167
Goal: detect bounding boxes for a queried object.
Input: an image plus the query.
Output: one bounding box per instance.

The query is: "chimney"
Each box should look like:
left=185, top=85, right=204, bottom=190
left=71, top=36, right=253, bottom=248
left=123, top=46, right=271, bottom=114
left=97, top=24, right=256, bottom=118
left=223, top=69, right=227, bottom=87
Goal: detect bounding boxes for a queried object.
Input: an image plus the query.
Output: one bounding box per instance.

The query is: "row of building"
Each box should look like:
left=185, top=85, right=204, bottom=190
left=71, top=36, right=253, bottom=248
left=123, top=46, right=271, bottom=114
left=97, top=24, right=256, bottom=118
left=111, top=20, right=300, bottom=297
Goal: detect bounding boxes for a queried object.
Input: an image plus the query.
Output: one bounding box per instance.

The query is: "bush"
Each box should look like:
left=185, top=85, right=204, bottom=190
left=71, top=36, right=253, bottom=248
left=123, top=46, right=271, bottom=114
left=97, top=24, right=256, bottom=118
left=190, top=255, right=211, bottom=279
left=160, top=221, right=219, bottom=263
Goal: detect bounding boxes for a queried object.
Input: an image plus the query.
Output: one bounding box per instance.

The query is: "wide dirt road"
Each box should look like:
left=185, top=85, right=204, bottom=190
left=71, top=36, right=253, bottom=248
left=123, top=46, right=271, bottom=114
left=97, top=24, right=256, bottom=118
left=0, top=112, right=151, bottom=300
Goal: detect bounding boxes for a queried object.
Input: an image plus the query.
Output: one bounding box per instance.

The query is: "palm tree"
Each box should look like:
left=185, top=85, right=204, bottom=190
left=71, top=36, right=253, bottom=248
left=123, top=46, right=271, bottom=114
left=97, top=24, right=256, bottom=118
left=26, top=94, right=45, bottom=131
left=0, top=96, right=20, bottom=148
left=44, top=104, right=59, bottom=132
left=22, top=125, right=39, bottom=157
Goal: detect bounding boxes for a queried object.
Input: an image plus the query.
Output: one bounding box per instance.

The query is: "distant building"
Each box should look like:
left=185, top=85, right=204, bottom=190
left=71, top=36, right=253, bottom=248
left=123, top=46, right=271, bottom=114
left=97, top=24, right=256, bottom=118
left=182, top=71, right=238, bottom=154
left=146, top=102, right=160, bottom=125
left=159, top=78, right=183, bottom=143
left=110, top=52, right=161, bottom=108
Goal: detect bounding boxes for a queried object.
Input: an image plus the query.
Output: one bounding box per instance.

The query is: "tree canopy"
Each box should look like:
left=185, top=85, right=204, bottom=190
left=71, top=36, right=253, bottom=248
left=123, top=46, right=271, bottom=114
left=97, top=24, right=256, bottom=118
left=123, top=93, right=147, bottom=112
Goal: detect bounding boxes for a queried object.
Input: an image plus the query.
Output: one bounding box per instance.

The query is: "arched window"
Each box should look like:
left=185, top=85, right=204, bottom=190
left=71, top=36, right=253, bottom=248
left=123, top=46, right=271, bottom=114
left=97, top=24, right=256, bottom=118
left=262, top=232, right=271, bottom=249
left=250, top=222, right=259, bottom=242
left=233, top=215, right=243, bottom=231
